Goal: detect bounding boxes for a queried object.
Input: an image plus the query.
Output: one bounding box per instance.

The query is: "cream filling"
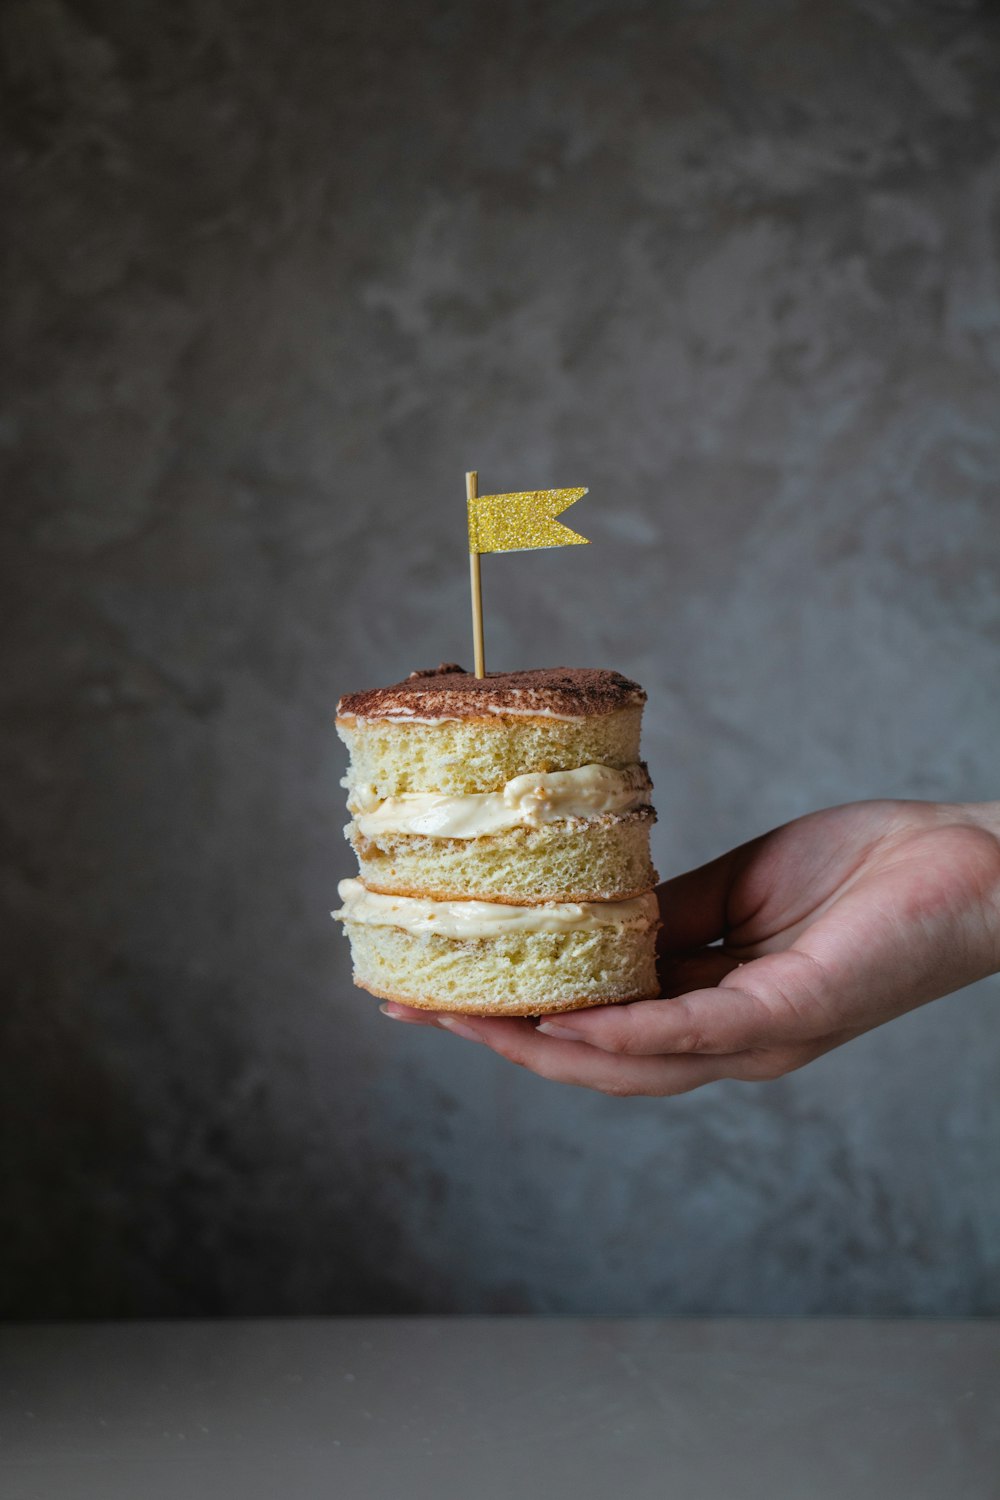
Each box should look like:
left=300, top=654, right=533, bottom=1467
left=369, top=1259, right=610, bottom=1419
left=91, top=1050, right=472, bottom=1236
left=333, top=879, right=659, bottom=938
left=346, top=763, right=652, bottom=839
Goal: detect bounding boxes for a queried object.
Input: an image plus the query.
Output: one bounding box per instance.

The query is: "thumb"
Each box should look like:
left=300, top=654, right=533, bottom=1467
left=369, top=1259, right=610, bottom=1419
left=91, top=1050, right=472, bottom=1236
left=543, top=949, right=837, bottom=1056
left=656, top=837, right=761, bottom=952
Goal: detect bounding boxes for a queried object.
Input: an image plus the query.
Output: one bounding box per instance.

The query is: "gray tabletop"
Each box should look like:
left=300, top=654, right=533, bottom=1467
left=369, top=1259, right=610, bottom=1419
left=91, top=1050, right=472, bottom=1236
left=1, top=1318, right=997, bottom=1499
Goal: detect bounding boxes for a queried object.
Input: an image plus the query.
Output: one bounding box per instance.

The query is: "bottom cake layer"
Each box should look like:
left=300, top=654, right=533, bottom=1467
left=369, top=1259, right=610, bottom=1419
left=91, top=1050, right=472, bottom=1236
left=338, top=919, right=660, bottom=1017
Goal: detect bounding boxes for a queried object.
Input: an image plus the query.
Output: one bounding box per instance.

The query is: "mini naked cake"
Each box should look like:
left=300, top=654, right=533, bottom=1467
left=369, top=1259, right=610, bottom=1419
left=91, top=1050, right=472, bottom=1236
left=333, top=665, right=660, bottom=1017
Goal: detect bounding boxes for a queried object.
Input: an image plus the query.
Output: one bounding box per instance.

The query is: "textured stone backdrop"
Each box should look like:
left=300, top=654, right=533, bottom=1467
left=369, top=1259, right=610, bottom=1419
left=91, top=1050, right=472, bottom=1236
left=2, top=0, right=999, bottom=1316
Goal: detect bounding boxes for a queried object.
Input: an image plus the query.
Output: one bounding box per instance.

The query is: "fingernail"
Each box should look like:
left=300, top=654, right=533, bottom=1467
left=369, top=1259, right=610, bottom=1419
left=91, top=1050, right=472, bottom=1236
left=536, top=1021, right=582, bottom=1039
left=379, top=1003, right=424, bottom=1024
left=436, top=1016, right=483, bottom=1042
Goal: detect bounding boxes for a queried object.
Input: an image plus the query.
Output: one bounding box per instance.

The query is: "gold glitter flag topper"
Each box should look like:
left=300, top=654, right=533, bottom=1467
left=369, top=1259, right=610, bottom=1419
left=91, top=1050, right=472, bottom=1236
left=467, top=487, right=589, bottom=555
left=464, top=473, right=590, bottom=677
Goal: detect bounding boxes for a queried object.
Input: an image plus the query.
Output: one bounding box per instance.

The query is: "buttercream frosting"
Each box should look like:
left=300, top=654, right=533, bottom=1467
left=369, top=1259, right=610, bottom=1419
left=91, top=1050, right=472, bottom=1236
left=347, top=763, right=653, bottom=839
left=333, top=879, right=659, bottom=938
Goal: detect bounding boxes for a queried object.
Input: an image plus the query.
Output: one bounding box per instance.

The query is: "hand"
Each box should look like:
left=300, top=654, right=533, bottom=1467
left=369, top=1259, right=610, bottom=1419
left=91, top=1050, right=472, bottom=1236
left=382, top=800, right=1000, bottom=1096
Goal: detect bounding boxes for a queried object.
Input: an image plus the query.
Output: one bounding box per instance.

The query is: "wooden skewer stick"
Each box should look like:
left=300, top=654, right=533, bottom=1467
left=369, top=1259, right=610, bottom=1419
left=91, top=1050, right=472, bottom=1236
left=467, top=470, right=486, bottom=678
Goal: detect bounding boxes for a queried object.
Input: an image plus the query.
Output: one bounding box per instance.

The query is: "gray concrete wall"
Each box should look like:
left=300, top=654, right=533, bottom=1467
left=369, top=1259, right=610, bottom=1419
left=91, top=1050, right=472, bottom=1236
left=2, top=0, right=999, bottom=1316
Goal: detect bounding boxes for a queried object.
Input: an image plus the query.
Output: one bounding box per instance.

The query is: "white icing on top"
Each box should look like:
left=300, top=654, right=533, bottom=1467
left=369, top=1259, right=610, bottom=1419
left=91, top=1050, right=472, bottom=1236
left=333, top=879, right=659, bottom=939
left=338, top=705, right=588, bottom=724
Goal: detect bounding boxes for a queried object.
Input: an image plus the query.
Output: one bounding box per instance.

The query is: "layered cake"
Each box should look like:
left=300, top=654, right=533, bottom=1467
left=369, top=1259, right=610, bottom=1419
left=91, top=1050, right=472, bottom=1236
left=333, top=665, right=660, bottom=1016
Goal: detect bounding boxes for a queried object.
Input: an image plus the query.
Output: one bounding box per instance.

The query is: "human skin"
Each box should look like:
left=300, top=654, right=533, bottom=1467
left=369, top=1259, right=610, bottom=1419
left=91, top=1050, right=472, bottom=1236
left=380, top=800, right=1000, bottom=1097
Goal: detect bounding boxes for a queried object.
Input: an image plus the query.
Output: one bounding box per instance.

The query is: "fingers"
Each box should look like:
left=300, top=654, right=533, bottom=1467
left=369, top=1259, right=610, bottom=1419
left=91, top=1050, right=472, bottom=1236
left=379, top=1002, right=441, bottom=1026
left=534, top=988, right=771, bottom=1055
left=433, top=1016, right=738, bottom=1097
left=380, top=974, right=854, bottom=1095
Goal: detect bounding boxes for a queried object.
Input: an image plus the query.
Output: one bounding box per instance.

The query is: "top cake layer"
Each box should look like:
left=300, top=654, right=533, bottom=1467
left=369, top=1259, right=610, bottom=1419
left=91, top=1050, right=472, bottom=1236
left=337, top=664, right=645, bottom=723
left=338, top=703, right=645, bottom=798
